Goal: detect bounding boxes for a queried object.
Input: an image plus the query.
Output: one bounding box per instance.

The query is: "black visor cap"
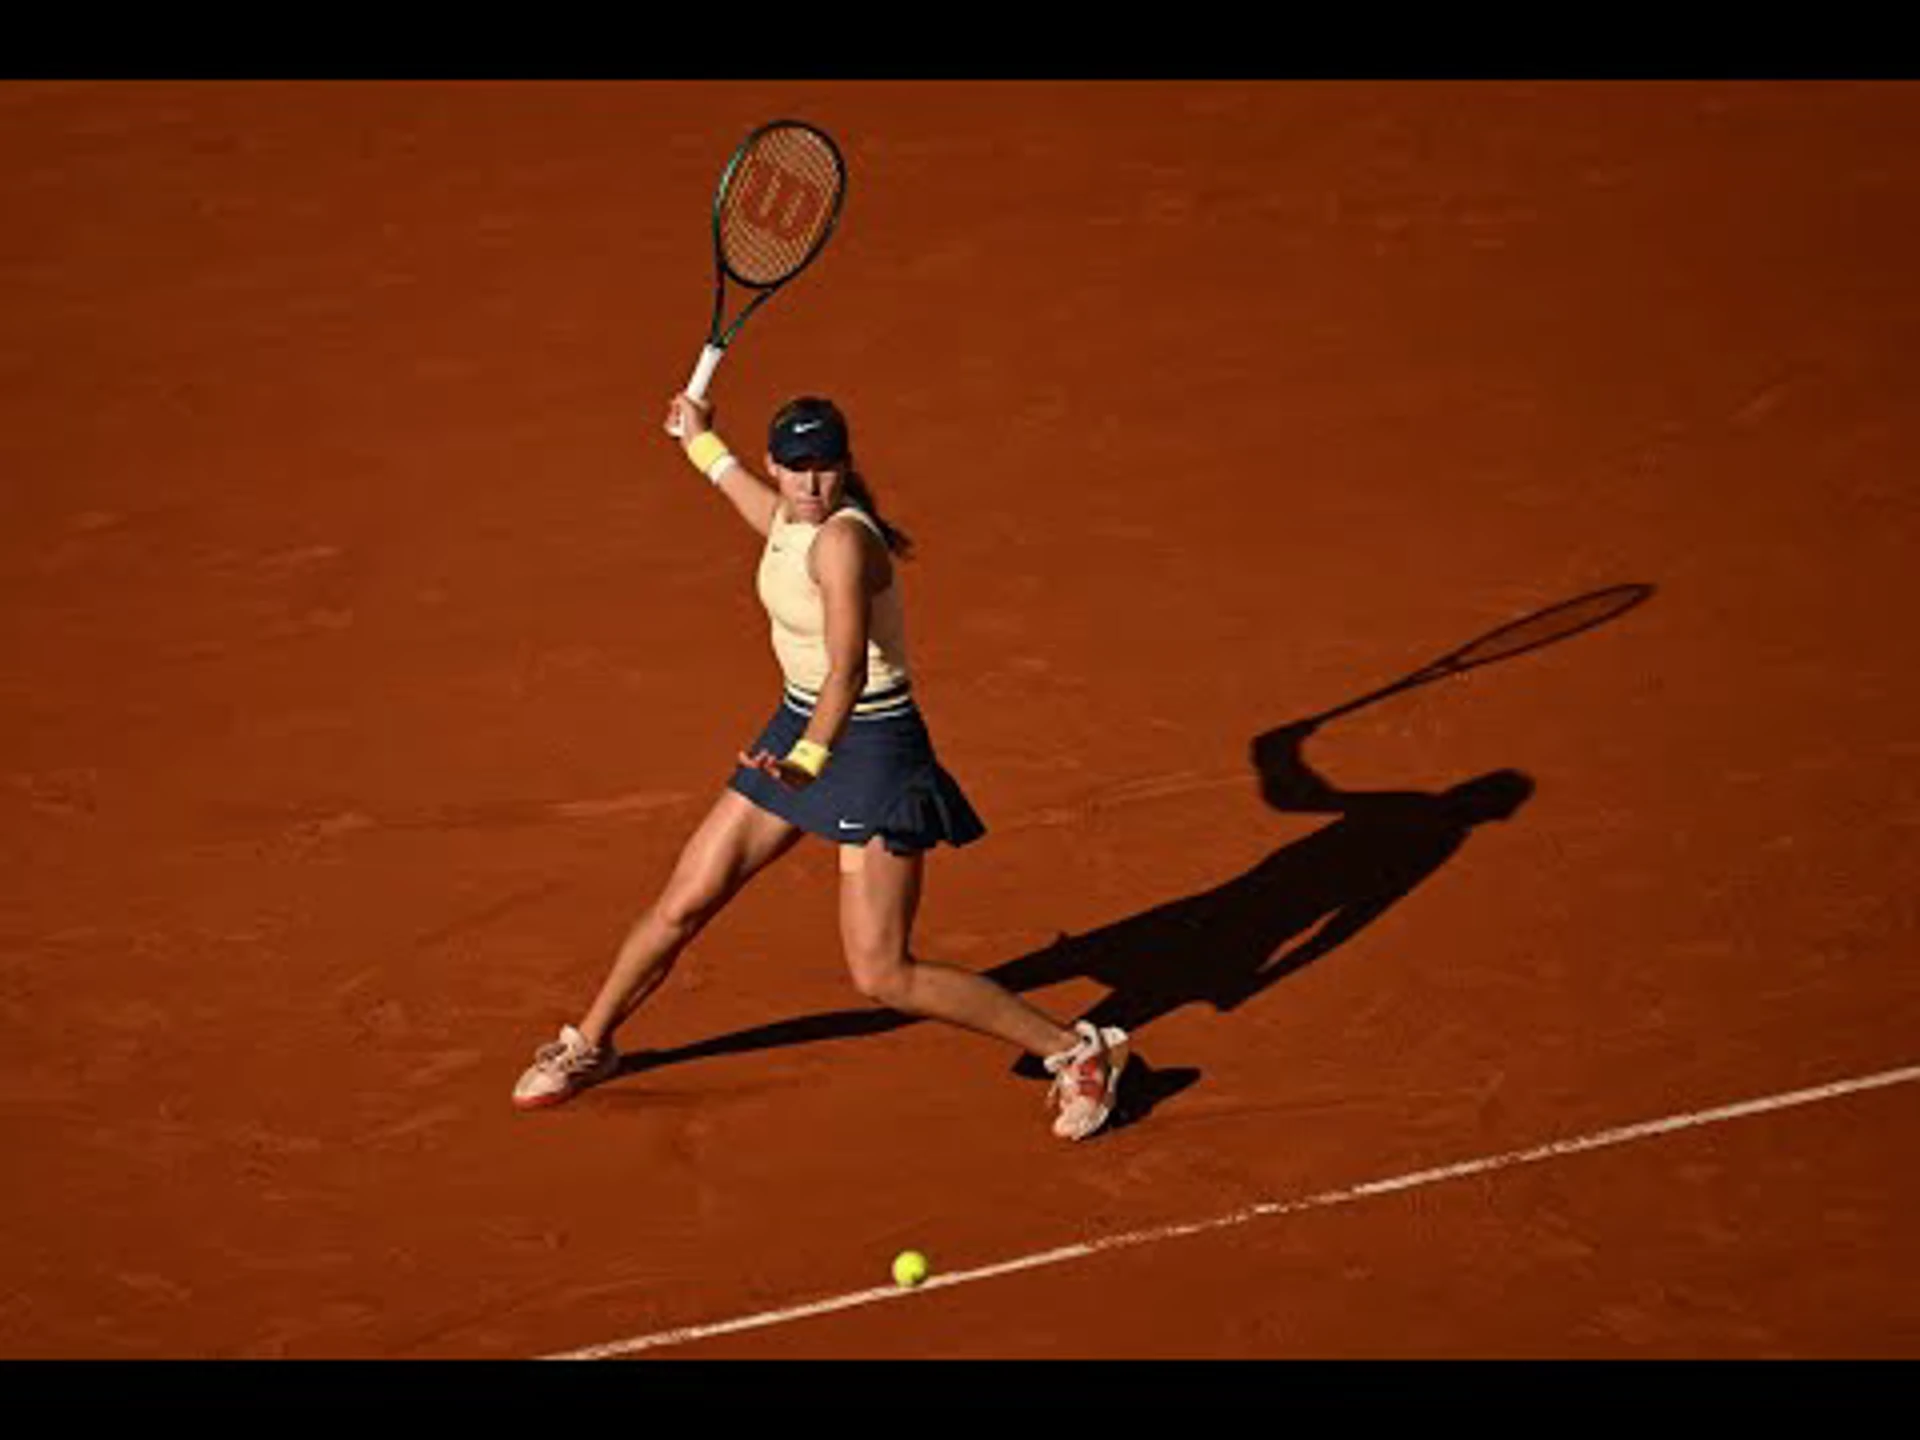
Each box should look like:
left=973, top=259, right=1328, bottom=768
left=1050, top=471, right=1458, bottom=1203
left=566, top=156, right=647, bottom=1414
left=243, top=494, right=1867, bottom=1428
left=769, top=398, right=850, bottom=467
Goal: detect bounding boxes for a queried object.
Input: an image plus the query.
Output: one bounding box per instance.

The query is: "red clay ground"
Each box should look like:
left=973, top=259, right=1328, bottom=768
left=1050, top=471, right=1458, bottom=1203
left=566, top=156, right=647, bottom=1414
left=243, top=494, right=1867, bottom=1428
left=1, top=80, right=1917, bottom=1361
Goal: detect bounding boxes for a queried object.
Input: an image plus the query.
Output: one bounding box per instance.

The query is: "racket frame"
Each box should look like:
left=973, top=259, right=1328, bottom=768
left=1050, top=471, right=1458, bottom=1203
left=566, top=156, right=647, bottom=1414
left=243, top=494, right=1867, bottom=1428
left=678, top=119, right=848, bottom=413
left=1308, top=584, right=1655, bottom=725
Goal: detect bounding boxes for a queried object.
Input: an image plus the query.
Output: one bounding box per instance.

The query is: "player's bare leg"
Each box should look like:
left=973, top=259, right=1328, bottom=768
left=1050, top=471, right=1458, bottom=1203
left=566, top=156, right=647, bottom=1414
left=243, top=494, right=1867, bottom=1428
left=838, top=838, right=1132, bottom=1138
left=513, top=790, right=798, bottom=1109
left=838, top=838, right=1075, bottom=1055
left=580, top=790, right=802, bottom=1047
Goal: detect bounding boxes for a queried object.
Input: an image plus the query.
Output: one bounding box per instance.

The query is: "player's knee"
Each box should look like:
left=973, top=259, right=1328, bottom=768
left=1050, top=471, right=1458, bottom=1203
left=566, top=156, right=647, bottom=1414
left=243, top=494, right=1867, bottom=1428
left=847, top=950, right=912, bottom=1009
left=655, top=876, right=728, bottom=936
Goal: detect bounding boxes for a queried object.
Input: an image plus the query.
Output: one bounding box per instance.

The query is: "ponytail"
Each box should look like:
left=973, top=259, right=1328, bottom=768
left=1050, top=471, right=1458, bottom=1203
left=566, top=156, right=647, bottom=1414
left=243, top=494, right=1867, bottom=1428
left=843, top=468, right=914, bottom=560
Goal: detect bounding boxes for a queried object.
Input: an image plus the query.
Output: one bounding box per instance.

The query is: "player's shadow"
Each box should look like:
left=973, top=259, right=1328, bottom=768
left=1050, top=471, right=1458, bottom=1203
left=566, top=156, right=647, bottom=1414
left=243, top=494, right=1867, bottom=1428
left=617, top=716, right=1534, bottom=1128
left=997, top=725, right=1532, bottom=1089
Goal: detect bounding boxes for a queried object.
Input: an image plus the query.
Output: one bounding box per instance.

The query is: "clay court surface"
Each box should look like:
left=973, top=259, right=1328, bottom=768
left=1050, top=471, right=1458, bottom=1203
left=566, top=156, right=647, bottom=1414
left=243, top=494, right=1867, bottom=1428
left=2, top=80, right=1917, bottom=1362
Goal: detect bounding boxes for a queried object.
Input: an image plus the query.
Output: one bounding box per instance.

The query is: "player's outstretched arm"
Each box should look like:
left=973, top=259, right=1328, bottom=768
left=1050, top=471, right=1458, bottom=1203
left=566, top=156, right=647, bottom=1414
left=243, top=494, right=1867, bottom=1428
left=665, top=393, right=778, bottom=537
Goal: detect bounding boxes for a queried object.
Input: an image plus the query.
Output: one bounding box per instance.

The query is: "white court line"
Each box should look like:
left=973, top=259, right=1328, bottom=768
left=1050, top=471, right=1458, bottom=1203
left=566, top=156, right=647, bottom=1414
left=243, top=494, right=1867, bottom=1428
left=540, top=1060, right=1920, bottom=1360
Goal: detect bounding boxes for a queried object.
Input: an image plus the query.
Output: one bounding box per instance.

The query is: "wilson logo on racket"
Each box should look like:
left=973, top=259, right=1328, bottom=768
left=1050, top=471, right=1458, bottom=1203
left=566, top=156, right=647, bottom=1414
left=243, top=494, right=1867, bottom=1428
left=734, top=159, right=827, bottom=242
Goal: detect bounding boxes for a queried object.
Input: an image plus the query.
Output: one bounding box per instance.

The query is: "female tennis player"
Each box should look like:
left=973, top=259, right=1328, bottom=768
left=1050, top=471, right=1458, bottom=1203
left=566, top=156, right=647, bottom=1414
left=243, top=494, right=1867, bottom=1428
left=511, top=392, right=1130, bottom=1140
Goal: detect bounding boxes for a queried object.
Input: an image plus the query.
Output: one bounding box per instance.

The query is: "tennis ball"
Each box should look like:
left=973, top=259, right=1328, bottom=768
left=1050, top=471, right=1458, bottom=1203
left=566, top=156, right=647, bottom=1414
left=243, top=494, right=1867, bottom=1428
left=892, top=1249, right=929, bottom=1288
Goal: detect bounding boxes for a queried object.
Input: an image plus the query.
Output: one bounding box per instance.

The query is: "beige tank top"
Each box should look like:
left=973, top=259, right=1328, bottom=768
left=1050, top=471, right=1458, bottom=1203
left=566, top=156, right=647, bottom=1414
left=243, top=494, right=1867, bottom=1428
left=756, top=503, right=911, bottom=703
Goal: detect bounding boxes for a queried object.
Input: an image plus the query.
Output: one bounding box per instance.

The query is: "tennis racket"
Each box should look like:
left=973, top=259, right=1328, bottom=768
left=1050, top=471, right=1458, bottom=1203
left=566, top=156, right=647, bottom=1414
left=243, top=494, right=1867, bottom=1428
left=666, top=119, right=848, bottom=436
left=1307, top=583, right=1657, bottom=727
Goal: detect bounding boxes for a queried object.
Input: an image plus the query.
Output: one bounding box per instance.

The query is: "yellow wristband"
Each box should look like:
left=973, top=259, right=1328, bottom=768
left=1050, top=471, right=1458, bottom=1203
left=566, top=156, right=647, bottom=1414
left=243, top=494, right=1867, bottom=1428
left=784, top=739, right=831, bottom=778
left=685, top=431, right=733, bottom=482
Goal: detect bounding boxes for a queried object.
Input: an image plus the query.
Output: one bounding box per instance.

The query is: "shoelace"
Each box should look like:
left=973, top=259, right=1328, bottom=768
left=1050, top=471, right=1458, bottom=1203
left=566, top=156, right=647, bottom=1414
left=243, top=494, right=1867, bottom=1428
left=536, top=1036, right=598, bottom=1073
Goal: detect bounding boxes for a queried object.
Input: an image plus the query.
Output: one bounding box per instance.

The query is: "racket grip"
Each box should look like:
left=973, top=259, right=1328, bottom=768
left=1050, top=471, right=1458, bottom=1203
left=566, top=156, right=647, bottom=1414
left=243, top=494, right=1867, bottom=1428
left=687, top=344, right=726, bottom=401
left=667, top=345, right=726, bottom=438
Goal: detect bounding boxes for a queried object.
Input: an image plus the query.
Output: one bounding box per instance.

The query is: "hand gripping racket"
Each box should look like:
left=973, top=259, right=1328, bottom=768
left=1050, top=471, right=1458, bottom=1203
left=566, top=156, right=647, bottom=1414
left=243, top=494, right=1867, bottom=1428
left=667, top=119, right=848, bottom=436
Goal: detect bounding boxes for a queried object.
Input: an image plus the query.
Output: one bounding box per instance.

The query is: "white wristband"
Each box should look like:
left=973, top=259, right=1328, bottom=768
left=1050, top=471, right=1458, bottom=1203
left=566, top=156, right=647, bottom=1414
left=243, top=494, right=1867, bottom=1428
left=706, top=454, right=739, bottom=485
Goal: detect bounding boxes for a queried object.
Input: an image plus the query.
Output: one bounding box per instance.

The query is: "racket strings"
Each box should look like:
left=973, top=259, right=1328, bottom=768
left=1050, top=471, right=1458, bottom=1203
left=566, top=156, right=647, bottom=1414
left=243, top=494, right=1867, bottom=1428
left=719, top=127, right=843, bottom=287
left=1448, top=584, right=1654, bottom=669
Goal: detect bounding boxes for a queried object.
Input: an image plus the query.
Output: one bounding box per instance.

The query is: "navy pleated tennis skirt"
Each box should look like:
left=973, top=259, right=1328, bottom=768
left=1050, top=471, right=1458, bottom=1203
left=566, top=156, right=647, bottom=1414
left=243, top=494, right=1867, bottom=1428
left=729, top=681, right=986, bottom=855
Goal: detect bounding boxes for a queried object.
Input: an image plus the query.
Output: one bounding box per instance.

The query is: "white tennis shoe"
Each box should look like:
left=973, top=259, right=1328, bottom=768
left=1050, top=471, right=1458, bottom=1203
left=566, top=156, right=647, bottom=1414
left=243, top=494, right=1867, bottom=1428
left=1044, top=1020, right=1131, bottom=1141
left=512, top=1024, right=618, bottom=1110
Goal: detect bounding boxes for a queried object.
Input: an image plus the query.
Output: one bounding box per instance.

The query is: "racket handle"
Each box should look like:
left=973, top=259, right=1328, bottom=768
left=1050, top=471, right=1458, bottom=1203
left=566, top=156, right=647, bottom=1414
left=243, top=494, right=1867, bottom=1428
left=666, top=345, right=726, bottom=438
left=685, top=343, right=725, bottom=402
